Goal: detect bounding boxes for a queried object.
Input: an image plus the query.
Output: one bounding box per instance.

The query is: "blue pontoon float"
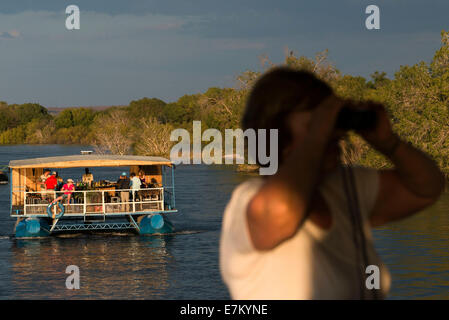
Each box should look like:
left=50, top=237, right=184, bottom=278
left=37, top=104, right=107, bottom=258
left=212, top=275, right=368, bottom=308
left=8, top=155, right=177, bottom=237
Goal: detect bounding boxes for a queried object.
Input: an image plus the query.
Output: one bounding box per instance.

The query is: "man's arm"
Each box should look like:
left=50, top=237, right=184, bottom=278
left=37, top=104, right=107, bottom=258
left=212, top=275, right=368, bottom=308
left=246, top=97, right=345, bottom=251
left=370, top=137, right=445, bottom=226
left=357, top=104, right=445, bottom=227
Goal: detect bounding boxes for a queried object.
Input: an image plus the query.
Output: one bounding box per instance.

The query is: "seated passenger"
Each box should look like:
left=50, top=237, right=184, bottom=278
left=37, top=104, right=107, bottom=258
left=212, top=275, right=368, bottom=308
left=49, top=179, right=76, bottom=218
left=149, top=178, right=159, bottom=188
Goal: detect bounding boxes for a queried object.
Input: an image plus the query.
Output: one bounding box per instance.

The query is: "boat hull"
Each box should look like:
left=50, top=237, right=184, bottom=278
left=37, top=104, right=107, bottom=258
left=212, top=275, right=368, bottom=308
left=15, top=218, right=51, bottom=238
left=138, top=214, right=174, bottom=235
left=14, top=214, right=174, bottom=237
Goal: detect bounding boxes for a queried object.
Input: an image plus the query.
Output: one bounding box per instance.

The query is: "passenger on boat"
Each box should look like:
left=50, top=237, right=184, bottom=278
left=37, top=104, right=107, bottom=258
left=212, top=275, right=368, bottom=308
left=130, top=173, right=142, bottom=205
left=117, top=172, right=130, bottom=211
left=149, top=178, right=159, bottom=188
left=147, top=178, right=160, bottom=200
left=138, top=170, right=147, bottom=187
left=44, top=172, right=58, bottom=190
left=50, top=178, right=76, bottom=208
left=55, top=172, right=64, bottom=191
left=82, top=168, right=94, bottom=187
left=40, top=169, right=51, bottom=188
left=39, top=169, right=53, bottom=201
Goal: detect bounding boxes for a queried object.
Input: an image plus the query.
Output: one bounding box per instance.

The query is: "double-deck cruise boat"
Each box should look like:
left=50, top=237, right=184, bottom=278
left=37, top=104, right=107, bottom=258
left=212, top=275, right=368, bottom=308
left=8, top=155, right=178, bottom=238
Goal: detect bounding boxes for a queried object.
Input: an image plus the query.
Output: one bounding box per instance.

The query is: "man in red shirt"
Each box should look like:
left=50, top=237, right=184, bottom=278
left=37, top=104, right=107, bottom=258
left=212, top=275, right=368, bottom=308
left=45, top=172, right=58, bottom=190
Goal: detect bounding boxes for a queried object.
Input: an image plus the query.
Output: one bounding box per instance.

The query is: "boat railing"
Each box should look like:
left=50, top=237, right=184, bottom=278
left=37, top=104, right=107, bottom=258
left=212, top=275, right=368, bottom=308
left=22, top=187, right=168, bottom=217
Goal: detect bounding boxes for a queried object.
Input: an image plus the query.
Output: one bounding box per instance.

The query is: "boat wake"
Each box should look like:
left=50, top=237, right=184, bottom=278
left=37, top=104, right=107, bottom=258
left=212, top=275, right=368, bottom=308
left=140, top=230, right=203, bottom=236
left=7, top=229, right=205, bottom=240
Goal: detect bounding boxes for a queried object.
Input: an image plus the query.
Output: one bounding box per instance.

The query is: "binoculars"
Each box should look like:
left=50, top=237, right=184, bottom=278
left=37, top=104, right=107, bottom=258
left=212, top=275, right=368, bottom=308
left=336, top=104, right=377, bottom=131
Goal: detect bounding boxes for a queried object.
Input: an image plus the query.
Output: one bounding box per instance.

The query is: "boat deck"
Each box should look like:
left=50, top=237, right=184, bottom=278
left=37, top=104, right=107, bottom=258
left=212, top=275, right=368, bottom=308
left=11, top=187, right=177, bottom=218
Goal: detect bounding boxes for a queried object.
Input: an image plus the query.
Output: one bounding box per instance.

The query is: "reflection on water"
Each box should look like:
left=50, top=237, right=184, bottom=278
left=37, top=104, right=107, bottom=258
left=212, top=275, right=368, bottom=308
left=0, top=145, right=448, bottom=299
left=10, top=235, right=172, bottom=299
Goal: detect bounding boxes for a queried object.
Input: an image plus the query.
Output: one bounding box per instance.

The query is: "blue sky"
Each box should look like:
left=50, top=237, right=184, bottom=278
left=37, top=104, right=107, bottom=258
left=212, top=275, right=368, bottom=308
left=0, top=0, right=448, bottom=107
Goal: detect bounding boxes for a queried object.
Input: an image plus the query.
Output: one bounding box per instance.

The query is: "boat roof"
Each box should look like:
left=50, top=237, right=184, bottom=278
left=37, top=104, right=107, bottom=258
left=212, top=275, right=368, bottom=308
left=9, top=155, right=173, bottom=169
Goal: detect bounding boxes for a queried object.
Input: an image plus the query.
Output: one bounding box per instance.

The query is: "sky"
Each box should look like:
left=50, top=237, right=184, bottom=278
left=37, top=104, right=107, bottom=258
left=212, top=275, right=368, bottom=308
left=0, top=0, right=448, bottom=107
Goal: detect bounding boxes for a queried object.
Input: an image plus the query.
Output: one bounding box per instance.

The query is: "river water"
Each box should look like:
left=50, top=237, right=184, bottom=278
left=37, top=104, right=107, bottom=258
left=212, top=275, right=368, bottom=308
left=0, top=145, right=448, bottom=299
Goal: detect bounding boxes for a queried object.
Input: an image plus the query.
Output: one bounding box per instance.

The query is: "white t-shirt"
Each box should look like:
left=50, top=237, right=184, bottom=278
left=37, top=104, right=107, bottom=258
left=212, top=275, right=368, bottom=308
left=131, top=176, right=141, bottom=190
left=219, top=166, right=391, bottom=300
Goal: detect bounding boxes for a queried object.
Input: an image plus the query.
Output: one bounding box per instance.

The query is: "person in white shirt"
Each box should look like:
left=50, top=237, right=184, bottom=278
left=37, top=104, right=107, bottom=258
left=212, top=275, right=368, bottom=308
left=130, top=173, right=142, bottom=207
left=40, top=169, right=51, bottom=185
left=219, top=67, right=445, bottom=300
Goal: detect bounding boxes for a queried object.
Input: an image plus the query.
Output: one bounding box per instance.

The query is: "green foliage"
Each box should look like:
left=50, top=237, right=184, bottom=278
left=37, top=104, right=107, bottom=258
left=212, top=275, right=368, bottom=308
left=0, top=125, right=26, bottom=144
left=0, top=102, right=49, bottom=131
left=284, top=49, right=340, bottom=83
left=127, top=97, right=166, bottom=122
left=339, top=31, right=449, bottom=176
left=334, top=75, right=370, bottom=101
left=163, top=94, right=199, bottom=124
left=54, top=108, right=96, bottom=128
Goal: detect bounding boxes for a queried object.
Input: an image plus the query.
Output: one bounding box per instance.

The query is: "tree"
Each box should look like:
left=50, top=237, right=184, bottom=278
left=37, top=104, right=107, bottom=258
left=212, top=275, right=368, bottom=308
left=127, top=97, right=166, bottom=122
left=334, top=75, right=369, bottom=101
left=92, top=109, right=134, bottom=155
left=163, top=94, right=199, bottom=124
left=54, top=108, right=96, bottom=128
left=55, top=109, right=74, bottom=128
left=14, top=103, right=49, bottom=125
left=134, top=117, right=174, bottom=156
left=285, top=49, right=340, bottom=83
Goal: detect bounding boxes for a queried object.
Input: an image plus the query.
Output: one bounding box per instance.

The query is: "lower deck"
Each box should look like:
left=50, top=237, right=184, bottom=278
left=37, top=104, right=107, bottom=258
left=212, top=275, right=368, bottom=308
left=11, top=187, right=176, bottom=218
left=12, top=187, right=178, bottom=237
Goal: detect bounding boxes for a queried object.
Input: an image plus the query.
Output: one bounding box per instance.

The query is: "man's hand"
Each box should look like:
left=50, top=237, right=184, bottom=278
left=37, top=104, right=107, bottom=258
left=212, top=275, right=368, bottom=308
left=308, top=96, right=346, bottom=143
left=357, top=102, right=400, bottom=156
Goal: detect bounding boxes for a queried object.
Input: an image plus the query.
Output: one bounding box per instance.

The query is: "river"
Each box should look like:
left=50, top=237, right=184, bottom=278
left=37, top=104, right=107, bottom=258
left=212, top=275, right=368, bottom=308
left=0, top=145, right=448, bottom=299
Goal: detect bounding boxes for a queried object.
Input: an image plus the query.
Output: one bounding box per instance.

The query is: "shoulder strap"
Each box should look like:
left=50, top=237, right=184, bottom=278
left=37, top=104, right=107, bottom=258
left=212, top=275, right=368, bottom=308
left=341, top=166, right=378, bottom=300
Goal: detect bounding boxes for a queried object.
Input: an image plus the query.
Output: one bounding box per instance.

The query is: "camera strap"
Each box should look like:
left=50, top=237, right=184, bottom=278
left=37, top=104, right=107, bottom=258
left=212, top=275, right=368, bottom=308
left=341, top=166, right=378, bottom=300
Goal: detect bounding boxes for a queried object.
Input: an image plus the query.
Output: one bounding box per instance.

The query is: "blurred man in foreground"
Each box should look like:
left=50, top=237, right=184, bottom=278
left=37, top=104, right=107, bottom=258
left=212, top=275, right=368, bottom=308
left=220, top=67, right=445, bottom=299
